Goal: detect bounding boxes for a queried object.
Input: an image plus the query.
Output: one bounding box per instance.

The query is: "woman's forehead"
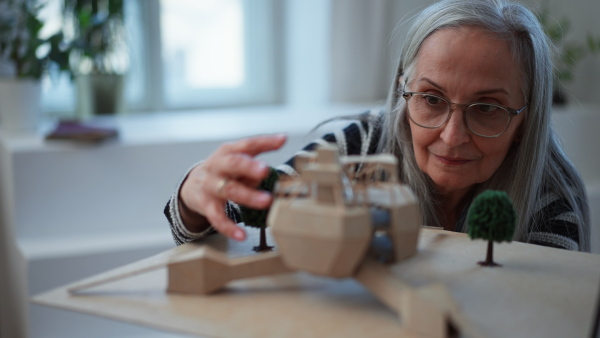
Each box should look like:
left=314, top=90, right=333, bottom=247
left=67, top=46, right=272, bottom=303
left=417, top=27, right=516, bottom=71
left=408, top=27, right=524, bottom=101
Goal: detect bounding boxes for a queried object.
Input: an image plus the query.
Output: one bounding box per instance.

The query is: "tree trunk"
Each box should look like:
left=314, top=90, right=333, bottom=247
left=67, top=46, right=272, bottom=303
left=259, top=227, right=267, bottom=248
left=253, top=227, right=274, bottom=252
left=478, top=240, right=500, bottom=267
left=486, top=240, right=493, bottom=265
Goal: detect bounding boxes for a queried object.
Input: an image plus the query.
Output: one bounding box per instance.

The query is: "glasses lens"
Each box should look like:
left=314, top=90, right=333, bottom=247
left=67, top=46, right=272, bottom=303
left=407, top=94, right=449, bottom=128
left=465, top=104, right=511, bottom=137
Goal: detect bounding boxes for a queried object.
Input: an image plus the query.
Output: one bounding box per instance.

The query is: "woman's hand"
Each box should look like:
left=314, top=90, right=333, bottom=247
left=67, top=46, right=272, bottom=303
left=179, top=134, right=287, bottom=241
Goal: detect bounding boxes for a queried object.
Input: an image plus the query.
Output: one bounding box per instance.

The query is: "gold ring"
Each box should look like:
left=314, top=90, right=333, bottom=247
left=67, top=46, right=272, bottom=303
left=216, top=178, right=229, bottom=199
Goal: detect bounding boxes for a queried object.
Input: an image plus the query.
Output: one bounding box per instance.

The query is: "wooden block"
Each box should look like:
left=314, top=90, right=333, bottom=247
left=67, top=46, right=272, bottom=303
left=167, top=247, right=230, bottom=294
left=167, top=247, right=291, bottom=294
left=271, top=200, right=372, bottom=277
left=354, top=259, right=409, bottom=315
left=315, top=144, right=339, bottom=164
left=293, top=152, right=316, bottom=174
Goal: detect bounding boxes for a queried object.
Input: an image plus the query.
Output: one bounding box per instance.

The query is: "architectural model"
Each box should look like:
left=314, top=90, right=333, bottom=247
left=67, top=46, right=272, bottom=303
left=68, top=144, right=481, bottom=337
left=166, top=145, right=479, bottom=338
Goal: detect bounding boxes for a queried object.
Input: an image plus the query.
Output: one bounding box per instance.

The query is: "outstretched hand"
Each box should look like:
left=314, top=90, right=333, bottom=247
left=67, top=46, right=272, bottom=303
left=179, top=134, right=287, bottom=241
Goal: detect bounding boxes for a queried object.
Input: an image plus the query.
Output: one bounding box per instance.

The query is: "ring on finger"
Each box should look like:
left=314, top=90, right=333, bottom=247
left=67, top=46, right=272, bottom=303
left=216, top=178, right=229, bottom=199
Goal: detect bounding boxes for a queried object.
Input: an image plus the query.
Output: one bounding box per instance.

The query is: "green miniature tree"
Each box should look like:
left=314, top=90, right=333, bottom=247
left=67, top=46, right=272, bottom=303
left=467, top=190, right=516, bottom=267
left=240, top=167, right=280, bottom=252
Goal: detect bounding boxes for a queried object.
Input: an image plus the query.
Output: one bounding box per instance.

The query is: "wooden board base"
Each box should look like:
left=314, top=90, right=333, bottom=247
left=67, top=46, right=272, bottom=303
left=33, top=229, right=600, bottom=338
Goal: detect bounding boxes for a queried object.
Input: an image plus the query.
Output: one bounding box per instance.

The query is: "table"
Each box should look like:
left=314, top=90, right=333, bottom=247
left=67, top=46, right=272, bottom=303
left=33, top=228, right=600, bottom=338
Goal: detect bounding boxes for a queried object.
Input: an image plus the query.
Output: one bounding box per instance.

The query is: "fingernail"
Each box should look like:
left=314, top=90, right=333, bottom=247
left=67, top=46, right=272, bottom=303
left=257, top=192, right=271, bottom=203
left=255, top=161, right=268, bottom=174
left=233, top=229, right=245, bottom=241
left=268, top=133, right=284, bottom=140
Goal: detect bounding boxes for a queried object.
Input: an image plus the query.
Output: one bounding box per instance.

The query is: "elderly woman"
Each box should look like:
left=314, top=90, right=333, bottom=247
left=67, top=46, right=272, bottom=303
left=165, top=0, right=589, bottom=251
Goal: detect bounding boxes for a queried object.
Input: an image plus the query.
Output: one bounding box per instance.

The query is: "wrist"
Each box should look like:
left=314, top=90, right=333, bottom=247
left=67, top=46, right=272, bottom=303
left=177, top=194, right=211, bottom=233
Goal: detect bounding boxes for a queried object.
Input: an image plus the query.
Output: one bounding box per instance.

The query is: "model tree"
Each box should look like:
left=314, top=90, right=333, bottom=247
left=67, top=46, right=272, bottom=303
left=240, top=167, right=280, bottom=252
left=467, top=190, right=516, bottom=267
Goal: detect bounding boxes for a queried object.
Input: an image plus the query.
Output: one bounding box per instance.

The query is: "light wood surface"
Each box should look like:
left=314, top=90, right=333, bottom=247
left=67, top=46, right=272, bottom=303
left=33, top=228, right=600, bottom=338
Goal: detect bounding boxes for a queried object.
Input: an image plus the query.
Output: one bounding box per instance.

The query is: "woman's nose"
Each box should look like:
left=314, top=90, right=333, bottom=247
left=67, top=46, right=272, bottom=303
left=439, top=108, right=470, bottom=146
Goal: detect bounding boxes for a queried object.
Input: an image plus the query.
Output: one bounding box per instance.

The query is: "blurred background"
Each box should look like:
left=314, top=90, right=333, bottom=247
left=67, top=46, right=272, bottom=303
left=0, top=0, right=599, bottom=337
left=32, top=0, right=600, bottom=114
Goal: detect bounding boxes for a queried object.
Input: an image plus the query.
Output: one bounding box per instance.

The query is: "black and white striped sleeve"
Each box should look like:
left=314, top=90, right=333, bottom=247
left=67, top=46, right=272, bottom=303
left=528, top=190, right=581, bottom=251
left=277, top=110, right=382, bottom=176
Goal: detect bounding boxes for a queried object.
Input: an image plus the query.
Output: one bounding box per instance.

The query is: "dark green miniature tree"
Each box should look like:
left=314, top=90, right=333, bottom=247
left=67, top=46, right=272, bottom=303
left=467, top=190, right=516, bottom=267
left=240, top=167, right=280, bottom=252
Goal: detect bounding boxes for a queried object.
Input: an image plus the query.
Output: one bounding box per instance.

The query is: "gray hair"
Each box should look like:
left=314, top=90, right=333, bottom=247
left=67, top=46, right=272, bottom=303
left=378, top=0, right=590, bottom=250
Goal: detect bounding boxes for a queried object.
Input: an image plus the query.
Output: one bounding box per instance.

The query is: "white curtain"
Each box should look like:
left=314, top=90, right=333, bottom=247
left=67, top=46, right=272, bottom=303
left=328, top=0, right=435, bottom=104
left=330, top=0, right=390, bottom=103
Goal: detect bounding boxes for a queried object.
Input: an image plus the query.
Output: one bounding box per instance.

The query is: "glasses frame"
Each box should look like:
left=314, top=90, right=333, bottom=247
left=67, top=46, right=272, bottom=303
left=402, top=91, right=527, bottom=138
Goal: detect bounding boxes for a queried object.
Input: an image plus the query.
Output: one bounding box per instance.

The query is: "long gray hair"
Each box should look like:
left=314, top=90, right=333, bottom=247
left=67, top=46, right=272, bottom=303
left=377, top=0, right=590, bottom=250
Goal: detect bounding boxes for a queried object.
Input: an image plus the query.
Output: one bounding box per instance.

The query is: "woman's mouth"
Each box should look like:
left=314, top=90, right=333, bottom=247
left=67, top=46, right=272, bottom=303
left=434, top=155, right=472, bottom=165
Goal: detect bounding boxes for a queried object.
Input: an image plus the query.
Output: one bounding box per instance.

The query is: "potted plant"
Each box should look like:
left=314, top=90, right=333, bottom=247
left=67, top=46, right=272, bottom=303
left=0, top=0, right=69, bottom=132
left=63, top=0, right=128, bottom=117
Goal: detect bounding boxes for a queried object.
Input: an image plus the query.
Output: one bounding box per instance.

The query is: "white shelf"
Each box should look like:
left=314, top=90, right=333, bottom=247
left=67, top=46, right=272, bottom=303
left=2, top=104, right=371, bottom=152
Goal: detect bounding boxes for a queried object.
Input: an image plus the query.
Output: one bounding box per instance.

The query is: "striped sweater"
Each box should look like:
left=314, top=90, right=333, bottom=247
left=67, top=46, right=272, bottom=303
left=165, top=110, right=583, bottom=251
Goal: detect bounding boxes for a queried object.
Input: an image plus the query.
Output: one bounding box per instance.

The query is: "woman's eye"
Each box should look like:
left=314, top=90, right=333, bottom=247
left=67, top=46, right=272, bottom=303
left=475, top=104, right=498, bottom=113
left=424, top=95, right=442, bottom=105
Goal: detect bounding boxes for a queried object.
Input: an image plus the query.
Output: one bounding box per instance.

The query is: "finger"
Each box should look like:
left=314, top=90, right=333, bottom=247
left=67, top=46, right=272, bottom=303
left=204, top=201, right=246, bottom=241
left=209, top=154, right=270, bottom=182
left=238, top=176, right=262, bottom=189
left=220, top=134, right=287, bottom=157
left=219, top=179, right=273, bottom=210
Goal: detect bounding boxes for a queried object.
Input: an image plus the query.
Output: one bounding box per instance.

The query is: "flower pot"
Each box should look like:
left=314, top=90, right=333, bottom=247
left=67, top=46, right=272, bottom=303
left=0, top=78, right=42, bottom=132
left=76, top=74, right=125, bottom=117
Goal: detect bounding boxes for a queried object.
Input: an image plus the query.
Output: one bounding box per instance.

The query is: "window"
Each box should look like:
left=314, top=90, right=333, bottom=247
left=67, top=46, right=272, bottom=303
left=39, top=0, right=75, bottom=114
left=41, top=0, right=279, bottom=116
left=158, top=0, right=278, bottom=109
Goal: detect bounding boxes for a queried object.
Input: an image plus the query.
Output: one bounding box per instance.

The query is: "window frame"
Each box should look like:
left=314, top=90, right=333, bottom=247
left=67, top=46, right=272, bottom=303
left=130, top=0, right=281, bottom=111
left=42, top=0, right=281, bottom=115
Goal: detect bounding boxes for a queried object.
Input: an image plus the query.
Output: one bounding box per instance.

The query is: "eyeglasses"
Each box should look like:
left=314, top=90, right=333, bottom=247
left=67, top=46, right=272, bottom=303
left=402, top=91, right=527, bottom=138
